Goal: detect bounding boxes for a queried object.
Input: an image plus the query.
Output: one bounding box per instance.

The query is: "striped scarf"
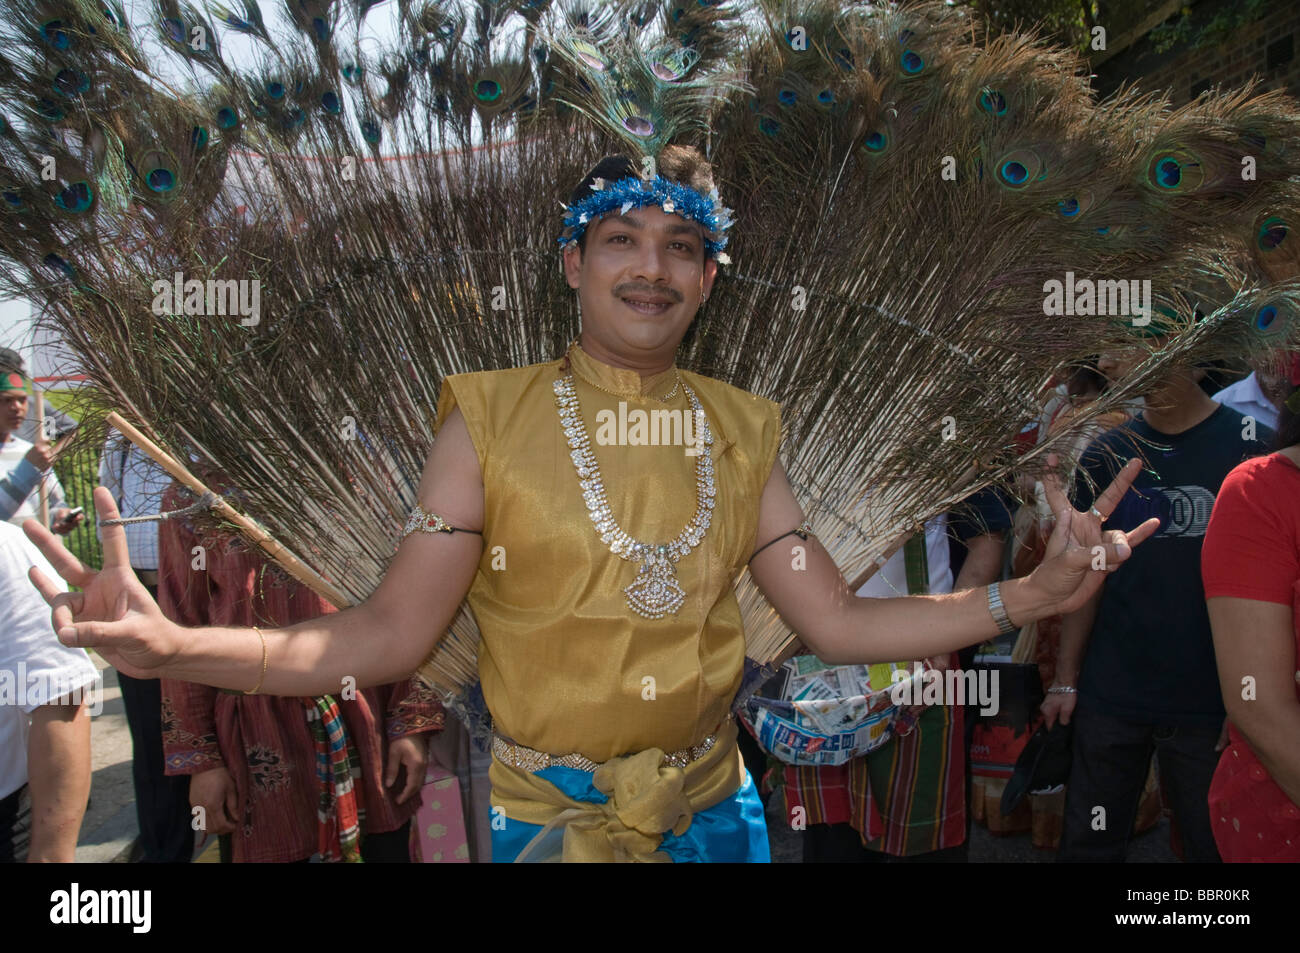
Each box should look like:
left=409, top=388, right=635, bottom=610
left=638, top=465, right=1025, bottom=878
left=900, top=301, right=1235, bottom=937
left=303, top=695, right=365, bottom=863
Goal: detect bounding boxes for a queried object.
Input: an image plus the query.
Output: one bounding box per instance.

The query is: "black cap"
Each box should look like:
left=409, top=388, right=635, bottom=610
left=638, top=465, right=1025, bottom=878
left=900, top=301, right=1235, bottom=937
left=0, top=348, right=24, bottom=374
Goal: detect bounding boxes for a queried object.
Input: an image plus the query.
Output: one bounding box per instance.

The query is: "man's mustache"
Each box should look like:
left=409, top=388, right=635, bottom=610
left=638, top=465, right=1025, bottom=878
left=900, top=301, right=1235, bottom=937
left=614, top=283, right=683, bottom=303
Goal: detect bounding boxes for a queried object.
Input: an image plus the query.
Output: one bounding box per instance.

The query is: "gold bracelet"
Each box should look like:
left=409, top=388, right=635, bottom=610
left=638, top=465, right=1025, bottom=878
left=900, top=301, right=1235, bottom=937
left=243, top=626, right=268, bottom=695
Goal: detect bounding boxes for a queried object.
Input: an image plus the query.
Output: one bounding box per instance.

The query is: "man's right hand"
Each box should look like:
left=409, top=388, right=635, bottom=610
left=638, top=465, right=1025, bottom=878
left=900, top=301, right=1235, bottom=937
left=190, top=767, right=239, bottom=836
left=23, top=485, right=183, bottom=679
left=23, top=440, right=55, bottom=471
left=1041, top=688, right=1078, bottom=728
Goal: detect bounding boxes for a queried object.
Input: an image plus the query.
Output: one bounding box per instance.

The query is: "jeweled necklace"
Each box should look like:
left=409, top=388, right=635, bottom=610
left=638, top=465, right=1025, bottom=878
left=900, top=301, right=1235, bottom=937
left=553, top=373, right=716, bottom=619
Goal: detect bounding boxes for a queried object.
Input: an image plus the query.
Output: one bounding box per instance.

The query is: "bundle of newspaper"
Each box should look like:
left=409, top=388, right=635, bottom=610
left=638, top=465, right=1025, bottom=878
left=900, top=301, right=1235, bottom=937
left=741, top=656, right=927, bottom=767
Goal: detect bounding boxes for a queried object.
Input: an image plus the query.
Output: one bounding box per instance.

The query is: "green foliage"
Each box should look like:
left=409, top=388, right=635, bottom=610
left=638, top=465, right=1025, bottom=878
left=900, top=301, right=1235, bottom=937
left=960, top=0, right=1100, bottom=50
left=1149, top=0, right=1269, bottom=55
left=44, top=390, right=103, bottom=573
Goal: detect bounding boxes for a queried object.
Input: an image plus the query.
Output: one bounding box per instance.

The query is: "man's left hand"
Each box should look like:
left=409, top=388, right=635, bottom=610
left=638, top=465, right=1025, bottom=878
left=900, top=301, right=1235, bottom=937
left=384, top=735, right=429, bottom=805
left=51, top=509, right=84, bottom=536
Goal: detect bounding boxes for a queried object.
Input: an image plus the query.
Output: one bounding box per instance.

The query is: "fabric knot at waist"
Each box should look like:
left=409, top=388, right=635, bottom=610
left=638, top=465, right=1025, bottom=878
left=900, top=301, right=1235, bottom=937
left=489, top=718, right=742, bottom=862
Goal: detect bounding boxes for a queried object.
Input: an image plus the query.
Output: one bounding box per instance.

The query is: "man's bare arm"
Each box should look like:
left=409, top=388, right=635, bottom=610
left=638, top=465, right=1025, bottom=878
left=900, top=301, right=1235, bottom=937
left=27, top=699, right=91, bottom=862
left=25, top=407, right=485, bottom=696
left=748, top=460, right=1153, bottom=665
left=953, top=531, right=1006, bottom=591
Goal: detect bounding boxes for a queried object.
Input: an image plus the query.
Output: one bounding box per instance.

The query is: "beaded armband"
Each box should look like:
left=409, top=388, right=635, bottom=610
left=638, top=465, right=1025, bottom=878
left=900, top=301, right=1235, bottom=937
left=401, top=502, right=481, bottom=540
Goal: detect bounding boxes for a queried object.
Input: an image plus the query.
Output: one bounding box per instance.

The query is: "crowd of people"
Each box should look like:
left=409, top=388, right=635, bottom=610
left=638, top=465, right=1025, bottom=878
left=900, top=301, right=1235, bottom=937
left=1, top=150, right=1297, bottom=864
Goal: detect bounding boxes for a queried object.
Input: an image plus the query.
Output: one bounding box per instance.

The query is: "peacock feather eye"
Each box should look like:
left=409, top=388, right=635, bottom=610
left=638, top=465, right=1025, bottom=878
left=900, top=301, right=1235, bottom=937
left=979, top=90, right=1007, bottom=116
left=36, top=98, right=64, bottom=121
left=102, top=6, right=119, bottom=27
left=162, top=17, right=186, bottom=44
left=864, top=130, right=888, bottom=152
left=473, top=78, right=501, bottom=103
left=901, top=49, right=924, bottom=74
left=312, top=17, right=329, bottom=41
left=671, top=6, right=685, bottom=23
left=778, top=88, right=797, bottom=107
left=135, top=150, right=179, bottom=195
left=265, top=81, right=285, bottom=100
left=1257, top=216, right=1287, bottom=250
left=1057, top=192, right=1093, bottom=217
left=1146, top=150, right=1204, bottom=192
left=651, top=47, right=697, bottom=82
left=217, top=107, right=239, bottom=129
left=361, top=119, right=381, bottom=144
left=2, top=189, right=22, bottom=209
left=571, top=39, right=606, bottom=71
left=758, top=116, right=779, bottom=137
left=284, top=106, right=305, bottom=130
left=1256, top=304, right=1277, bottom=331
left=342, top=63, right=364, bottom=84
left=817, top=88, right=835, bottom=106
left=53, top=68, right=91, bottom=98
left=995, top=149, right=1043, bottom=188
left=44, top=252, right=75, bottom=278
left=321, top=91, right=341, bottom=115
left=834, top=48, right=854, bottom=70
left=623, top=116, right=654, bottom=136
left=54, top=181, right=93, bottom=213
left=191, top=126, right=208, bottom=150
left=40, top=20, right=71, bottom=50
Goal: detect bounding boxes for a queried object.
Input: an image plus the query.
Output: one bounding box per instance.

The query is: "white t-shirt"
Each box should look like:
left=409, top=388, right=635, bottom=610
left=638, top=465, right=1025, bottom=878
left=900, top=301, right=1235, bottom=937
left=0, top=521, right=98, bottom=799
left=0, top=433, right=69, bottom=527
left=855, top=515, right=953, bottom=598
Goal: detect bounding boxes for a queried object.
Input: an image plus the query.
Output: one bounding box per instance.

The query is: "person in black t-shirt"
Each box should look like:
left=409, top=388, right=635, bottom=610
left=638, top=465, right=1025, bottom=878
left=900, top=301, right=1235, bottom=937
left=1042, top=336, right=1274, bottom=863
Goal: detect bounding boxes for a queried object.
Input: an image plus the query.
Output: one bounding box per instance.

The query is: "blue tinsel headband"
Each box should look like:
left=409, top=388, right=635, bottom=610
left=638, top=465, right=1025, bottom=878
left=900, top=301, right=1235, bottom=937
left=557, top=174, right=734, bottom=263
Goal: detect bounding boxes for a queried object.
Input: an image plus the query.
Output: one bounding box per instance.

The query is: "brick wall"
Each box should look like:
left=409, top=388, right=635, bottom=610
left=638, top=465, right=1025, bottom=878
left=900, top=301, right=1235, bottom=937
left=1092, top=0, right=1300, bottom=103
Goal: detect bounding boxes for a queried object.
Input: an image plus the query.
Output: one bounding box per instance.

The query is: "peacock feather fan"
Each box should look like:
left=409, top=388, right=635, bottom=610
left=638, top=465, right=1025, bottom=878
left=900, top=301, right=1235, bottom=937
left=1, top=0, right=1299, bottom=707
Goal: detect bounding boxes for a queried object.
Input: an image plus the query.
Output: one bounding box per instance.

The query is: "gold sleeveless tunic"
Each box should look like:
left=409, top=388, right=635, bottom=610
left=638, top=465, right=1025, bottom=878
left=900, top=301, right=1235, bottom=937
left=434, top=345, right=782, bottom=763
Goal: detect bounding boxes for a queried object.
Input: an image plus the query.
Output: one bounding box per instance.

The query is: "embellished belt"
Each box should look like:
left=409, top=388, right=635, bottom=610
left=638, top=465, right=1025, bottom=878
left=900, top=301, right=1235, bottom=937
left=492, top=719, right=728, bottom=775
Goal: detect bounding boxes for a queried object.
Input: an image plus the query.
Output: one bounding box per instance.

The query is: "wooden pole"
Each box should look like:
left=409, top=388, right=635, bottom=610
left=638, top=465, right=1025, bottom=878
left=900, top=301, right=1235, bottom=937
left=104, top=411, right=354, bottom=609
left=34, top=389, right=48, bottom=528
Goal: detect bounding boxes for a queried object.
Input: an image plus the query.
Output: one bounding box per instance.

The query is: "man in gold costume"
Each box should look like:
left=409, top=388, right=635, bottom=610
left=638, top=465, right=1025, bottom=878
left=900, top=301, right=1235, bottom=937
left=23, top=147, right=1157, bottom=862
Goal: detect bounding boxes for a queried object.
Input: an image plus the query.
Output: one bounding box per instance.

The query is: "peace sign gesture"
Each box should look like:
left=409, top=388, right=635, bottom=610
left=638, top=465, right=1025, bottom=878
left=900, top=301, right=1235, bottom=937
left=1026, top=453, right=1161, bottom=616
left=23, top=486, right=183, bottom=678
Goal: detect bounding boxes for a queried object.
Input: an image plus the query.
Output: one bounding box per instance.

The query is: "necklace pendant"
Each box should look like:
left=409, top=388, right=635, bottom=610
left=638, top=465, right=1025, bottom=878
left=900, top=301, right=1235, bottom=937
left=624, top=555, right=685, bottom=619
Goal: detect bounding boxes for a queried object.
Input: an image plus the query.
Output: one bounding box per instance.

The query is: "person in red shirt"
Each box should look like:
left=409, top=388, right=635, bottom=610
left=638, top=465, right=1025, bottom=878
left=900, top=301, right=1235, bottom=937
left=1201, top=354, right=1300, bottom=862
